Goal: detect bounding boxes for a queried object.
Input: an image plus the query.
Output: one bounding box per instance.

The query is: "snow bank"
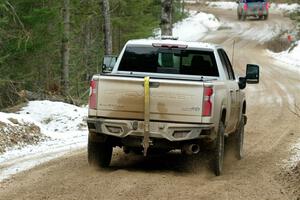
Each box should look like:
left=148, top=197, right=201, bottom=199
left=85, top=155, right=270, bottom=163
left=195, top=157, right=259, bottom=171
left=0, top=113, right=46, bottom=153
left=206, top=1, right=238, bottom=10
left=0, top=112, right=36, bottom=126
left=282, top=139, right=300, bottom=169
left=155, top=11, right=221, bottom=41
left=0, top=101, right=88, bottom=181
left=185, top=0, right=201, bottom=3
left=267, top=41, right=300, bottom=71
left=205, top=1, right=300, bottom=13
left=173, top=11, right=221, bottom=41
left=19, top=101, right=87, bottom=137
left=271, top=3, right=300, bottom=13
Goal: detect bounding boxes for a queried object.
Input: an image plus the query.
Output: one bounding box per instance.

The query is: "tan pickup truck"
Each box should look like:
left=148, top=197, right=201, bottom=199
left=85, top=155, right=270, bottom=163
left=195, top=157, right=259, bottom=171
left=87, top=38, right=259, bottom=175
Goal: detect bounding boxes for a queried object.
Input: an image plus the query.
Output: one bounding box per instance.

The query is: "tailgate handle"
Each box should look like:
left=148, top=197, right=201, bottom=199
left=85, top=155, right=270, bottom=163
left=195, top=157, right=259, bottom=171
left=143, top=82, right=160, bottom=88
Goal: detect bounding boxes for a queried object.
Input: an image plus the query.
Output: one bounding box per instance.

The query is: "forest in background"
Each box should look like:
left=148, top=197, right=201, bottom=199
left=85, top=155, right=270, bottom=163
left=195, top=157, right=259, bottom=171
left=0, top=0, right=299, bottom=109
left=0, top=0, right=184, bottom=109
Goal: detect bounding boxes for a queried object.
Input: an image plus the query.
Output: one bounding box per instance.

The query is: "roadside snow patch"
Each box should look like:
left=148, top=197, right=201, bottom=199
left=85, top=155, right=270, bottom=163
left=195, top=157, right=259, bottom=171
left=282, top=138, right=300, bottom=169
left=206, top=1, right=238, bottom=10
left=267, top=41, right=300, bottom=71
left=205, top=1, right=300, bottom=13
left=185, top=0, right=200, bottom=3
left=154, top=11, right=221, bottom=41
left=19, top=100, right=87, bottom=136
left=0, top=100, right=88, bottom=181
left=0, top=113, right=46, bottom=154
left=271, top=3, right=300, bottom=13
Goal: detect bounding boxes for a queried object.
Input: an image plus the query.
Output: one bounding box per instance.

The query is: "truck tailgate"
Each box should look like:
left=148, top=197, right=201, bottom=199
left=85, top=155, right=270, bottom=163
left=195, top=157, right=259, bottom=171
left=96, top=76, right=205, bottom=123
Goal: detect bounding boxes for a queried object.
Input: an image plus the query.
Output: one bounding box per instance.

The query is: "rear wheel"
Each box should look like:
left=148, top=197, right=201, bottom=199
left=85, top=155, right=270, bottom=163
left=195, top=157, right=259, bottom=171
left=241, top=14, right=246, bottom=21
left=88, top=137, right=112, bottom=168
left=235, top=115, right=245, bottom=160
left=238, top=13, right=241, bottom=20
left=213, top=121, right=225, bottom=176
left=264, top=14, right=268, bottom=20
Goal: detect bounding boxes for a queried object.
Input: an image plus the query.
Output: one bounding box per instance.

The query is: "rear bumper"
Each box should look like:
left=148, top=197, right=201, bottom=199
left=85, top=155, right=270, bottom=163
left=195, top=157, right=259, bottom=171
left=87, top=117, right=215, bottom=142
left=245, top=9, right=268, bottom=16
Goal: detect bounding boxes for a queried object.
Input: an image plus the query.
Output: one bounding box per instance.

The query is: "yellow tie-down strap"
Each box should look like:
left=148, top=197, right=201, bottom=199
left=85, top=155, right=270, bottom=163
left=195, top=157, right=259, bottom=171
left=143, top=76, right=150, bottom=156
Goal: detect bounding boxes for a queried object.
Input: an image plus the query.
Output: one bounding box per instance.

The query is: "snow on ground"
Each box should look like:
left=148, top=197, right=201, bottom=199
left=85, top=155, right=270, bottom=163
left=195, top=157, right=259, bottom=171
left=205, top=1, right=300, bottom=13
left=267, top=41, right=300, bottom=71
left=217, top=17, right=289, bottom=43
left=0, top=113, right=46, bottom=153
left=282, top=139, right=300, bottom=169
left=206, top=1, right=238, bottom=10
left=271, top=3, right=300, bottom=13
left=154, top=11, right=221, bottom=41
left=0, top=101, right=88, bottom=181
left=172, top=3, right=291, bottom=44
left=19, top=101, right=87, bottom=137
left=185, top=0, right=201, bottom=4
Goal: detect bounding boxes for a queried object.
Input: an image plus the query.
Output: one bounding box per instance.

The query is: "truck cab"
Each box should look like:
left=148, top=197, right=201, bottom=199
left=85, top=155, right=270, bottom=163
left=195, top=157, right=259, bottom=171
left=237, top=0, right=270, bottom=20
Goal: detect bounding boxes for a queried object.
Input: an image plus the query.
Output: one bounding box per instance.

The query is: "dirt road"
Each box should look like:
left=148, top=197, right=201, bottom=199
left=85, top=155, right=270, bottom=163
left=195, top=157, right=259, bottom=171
left=1, top=8, right=299, bottom=200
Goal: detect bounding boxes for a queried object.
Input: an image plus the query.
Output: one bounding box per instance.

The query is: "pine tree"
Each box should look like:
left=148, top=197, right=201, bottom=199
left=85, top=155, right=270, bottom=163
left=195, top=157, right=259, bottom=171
left=61, top=0, right=70, bottom=96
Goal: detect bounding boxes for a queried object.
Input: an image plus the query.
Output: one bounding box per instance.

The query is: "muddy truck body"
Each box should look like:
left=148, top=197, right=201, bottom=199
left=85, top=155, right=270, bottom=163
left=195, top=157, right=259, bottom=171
left=87, top=39, right=259, bottom=175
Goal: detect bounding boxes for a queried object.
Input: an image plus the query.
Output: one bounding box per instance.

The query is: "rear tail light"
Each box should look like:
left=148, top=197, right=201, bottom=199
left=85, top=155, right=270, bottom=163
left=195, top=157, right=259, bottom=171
left=202, top=87, right=213, bottom=117
left=89, top=80, right=97, bottom=109
left=266, top=2, right=270, bottom=10
left=244, top=3, right=248, bottom=11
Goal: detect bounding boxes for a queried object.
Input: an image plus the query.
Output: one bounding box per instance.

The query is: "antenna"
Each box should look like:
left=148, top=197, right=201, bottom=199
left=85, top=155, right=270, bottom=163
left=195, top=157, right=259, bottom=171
left=231, top=40, right=235, bottom=67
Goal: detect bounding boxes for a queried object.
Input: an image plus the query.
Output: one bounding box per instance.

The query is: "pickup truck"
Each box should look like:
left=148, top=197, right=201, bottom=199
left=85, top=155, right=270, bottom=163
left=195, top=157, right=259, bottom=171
left=237, top=0, right=270, bottom=21
left=87, top=38, right=259, bottom=176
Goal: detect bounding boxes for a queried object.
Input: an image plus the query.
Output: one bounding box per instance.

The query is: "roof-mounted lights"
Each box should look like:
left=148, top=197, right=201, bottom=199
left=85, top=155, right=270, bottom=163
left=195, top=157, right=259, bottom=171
left=152, top=43, right=188, bottom=49
left=160, top=35, right=179, bottom=40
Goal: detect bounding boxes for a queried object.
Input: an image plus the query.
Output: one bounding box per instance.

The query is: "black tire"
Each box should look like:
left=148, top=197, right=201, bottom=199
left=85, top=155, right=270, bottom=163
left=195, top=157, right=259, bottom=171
left=235, top=115, right=245, bottom=160
left=88, top=138, right=112, bottom=168
left=259, top=15, right=263, bottom=20
left=264, top=15, right=268, bottom=20
left=213, top=121, right=225, bottom=176
left=241, top=14, right=246, bottom=21
left=238, top=13, right=241, bottom=20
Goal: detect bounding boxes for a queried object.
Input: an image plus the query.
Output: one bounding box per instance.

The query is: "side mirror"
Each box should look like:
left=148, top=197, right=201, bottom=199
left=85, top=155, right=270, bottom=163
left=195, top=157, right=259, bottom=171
left=102, top=55, right=117, bottom=73
left=246, top=64, right=259, bottom=84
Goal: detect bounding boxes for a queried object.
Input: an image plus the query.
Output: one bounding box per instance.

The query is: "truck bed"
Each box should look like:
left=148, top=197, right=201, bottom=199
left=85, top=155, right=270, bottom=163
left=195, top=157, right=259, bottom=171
left=93, top=75, right=206, bottom=123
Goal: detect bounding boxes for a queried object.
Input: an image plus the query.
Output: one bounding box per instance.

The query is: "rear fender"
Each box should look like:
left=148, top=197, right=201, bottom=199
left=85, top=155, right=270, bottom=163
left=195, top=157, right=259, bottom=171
left=214, top=102, right=227, bottom=137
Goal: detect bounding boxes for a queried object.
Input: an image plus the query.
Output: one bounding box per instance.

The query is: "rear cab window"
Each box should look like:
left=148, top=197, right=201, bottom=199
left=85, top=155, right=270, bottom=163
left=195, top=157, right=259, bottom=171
left=217, top=49, right=235, bottom=80
left=118, top=45, right=219, bottom=77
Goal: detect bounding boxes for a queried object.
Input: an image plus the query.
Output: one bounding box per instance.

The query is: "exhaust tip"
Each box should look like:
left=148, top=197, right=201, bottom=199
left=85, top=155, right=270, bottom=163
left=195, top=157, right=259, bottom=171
left=182, top=144, right=200, bottom=155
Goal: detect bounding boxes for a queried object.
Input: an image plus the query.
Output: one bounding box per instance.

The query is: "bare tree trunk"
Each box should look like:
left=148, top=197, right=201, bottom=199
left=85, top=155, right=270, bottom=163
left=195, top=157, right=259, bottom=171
left=83, top=20, right=92, bottom=81
left=181, top=0, right=185, bottom=16
left=102, top=0, right=112, bottom=55
left=161, top=0, right=173, bottom=36
left=61, top=0, right=70, bottom=96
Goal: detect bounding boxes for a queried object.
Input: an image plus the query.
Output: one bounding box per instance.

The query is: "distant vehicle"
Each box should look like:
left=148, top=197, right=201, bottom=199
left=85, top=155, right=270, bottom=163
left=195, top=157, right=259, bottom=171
left=87, top=38, right=260, bottom=176
left=237, top=0, right=269, bottom=21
